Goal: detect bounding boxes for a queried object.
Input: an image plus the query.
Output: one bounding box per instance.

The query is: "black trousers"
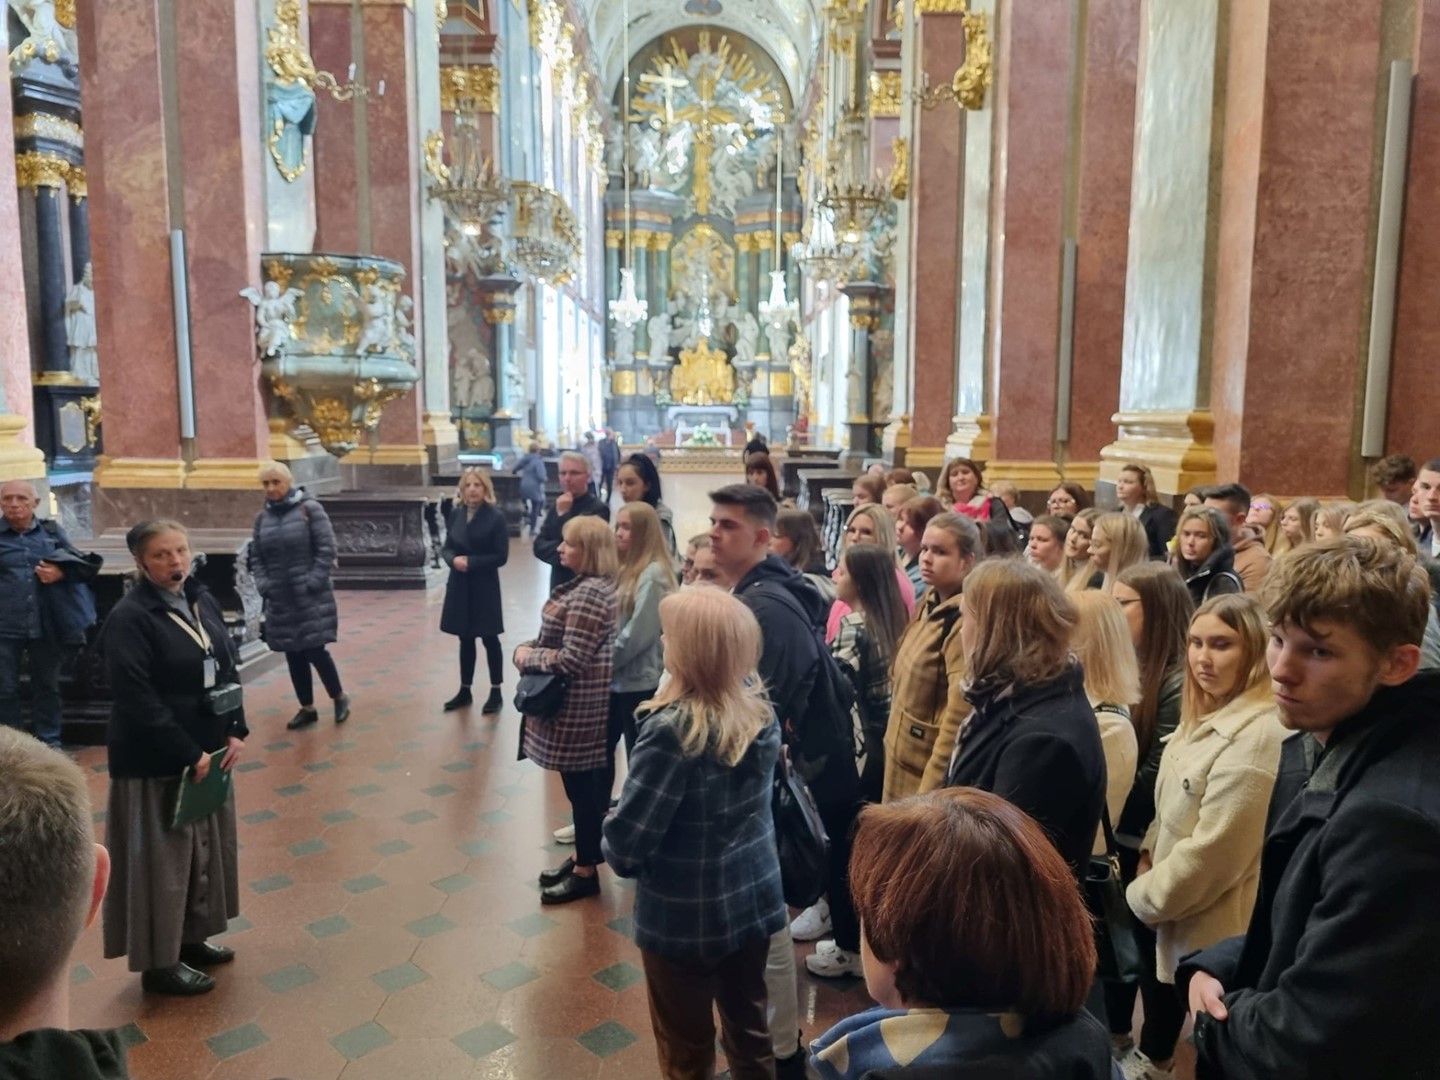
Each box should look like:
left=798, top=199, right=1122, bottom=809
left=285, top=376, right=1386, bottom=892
left=560, top=768, right=609, bottom=868
left=817, top=798, right=863, bottom=953
left=1103, top=848, right=1185, bottom=1059
left=459, top=635, right=503, bottom=687
left=603, top=687, right=654, bottom=797
left=285, top=647, right=343, bottom=706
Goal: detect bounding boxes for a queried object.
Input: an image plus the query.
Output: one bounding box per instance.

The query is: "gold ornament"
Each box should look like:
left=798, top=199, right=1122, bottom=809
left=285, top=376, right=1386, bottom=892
left=13, top=113, right=83, bottom=149
left=868, top=71, right=902, bottom=118
left=889, top=136, right=909, bottom=200
left=440, top=66, right=500, bottom=113
left=14, top=151, right=70, bottom=190
left=953, top=12, right=993, bottom=110
left=671, top=340, right=736, bottom=406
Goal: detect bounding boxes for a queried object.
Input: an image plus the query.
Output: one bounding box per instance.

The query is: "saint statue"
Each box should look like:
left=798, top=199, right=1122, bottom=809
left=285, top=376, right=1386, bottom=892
left=64, top=263, right=98, bottom=383
left=647, top=311, right=672, bottom=363
left=734, top=312, right=760, bottom=365
left=239, top=279, right=303, bottom=358
left=765, top=314, right=791, bottom=365
left=614, top=321, right=637, bottom=365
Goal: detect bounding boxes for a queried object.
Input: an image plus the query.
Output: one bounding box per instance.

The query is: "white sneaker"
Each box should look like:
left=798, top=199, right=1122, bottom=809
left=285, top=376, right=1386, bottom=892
left=814, top=939, right=841, bottom=956
left=1119, top=1048, right=1173, bottom=1080
left=805, top=946, right=862, bottom=979
left=789, top=898, right=831, bottom=941
left=552, top=823, right=576, bottom=843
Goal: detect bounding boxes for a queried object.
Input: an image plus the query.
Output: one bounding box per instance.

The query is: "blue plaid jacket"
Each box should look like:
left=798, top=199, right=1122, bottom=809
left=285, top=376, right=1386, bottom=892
left=602, top=704, right=786, bottom=961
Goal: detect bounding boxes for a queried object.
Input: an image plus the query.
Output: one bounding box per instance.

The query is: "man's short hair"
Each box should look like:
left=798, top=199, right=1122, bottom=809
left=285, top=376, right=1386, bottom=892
left=1206, top=482, right=1252, bottom=518
left=708, top=483, right=778, bottom=531
left=558, top=450, right=589, bottom=471
left=0, top=730, right=95, bottom=1024
left=1264, top=536, right=1431, bottom=654
left=1424, top=456, right=1440, bottom=475
left=1370, top=455, right=1417, bottom=488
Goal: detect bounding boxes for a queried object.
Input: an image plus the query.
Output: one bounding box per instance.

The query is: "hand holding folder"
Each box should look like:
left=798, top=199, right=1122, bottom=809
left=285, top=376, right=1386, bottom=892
left=172, top=749, right=232, bottom=830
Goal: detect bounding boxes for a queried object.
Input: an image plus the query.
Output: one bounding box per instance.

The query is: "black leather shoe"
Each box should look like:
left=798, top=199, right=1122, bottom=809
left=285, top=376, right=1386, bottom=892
left=286, top=708, right=318, bottom=730
left=141, top=962, right=216, bottom=996
left=334, top=693, right=352, bottom=724
left=178, top=941, right=235, bottom=968
left=443, top=688, right=473, bottom=712
left=481, top=687, right=503, bottom=714
left=540, top=870, right=600, bottom=905
left=538, top=858, right=575, bottom=887
left=775, top=1045, right=807, bottom=1080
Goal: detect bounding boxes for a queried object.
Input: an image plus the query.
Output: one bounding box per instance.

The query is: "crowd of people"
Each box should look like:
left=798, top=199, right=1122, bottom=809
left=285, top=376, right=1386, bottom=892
left=2, top=449, right=1439, bottom=1080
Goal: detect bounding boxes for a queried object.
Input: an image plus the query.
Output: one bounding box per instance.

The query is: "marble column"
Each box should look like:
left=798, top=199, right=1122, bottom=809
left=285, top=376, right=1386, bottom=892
left=28, top=170, right=72, bottom=377
left=653, top=235, right=672, bottom=315
left=841, top=281, right=885, bottom=460
left=481, top=276, right=522, bottom=451
left=903, top=2, right=967, bottom=469
left=0, top=70, right=45, bottom=485
left=1098, top=0, right=1221, bottom=498
left=1065, top=0, right=1139, bottom=489
left=736, top=237, right=754, bottom=319
left=67, top=177, right=90, bottom=280
left=632, top=232, right=650, bottom=354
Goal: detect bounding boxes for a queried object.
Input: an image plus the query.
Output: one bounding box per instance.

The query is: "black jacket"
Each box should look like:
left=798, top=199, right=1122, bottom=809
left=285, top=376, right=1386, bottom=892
left=1116, top=666, right=1183, bottom=848
left=1178, top=672, right=1440, bottom=1079
left=0, top=1029, right=128, bottom=1080
left=533, top=492, right=609, bottom=592
left=440, top=503, right=509, bottom=638
left=102, top=578, right=248, bottom=779
left=0, top=517, right=100, bottom=645
left=1180, top=545, right=1243, bottom=608
left=1139, top=503, right=1178, bottom=560
left=945, top=664, right=1107, bottom=879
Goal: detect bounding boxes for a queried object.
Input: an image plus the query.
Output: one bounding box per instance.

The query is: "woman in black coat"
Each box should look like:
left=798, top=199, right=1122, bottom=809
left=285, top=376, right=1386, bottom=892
left=102, top=519, right=248, bottom=997
left=249, top=462, right=348, bottom=730
left=441, top=468, right=510, bottom=713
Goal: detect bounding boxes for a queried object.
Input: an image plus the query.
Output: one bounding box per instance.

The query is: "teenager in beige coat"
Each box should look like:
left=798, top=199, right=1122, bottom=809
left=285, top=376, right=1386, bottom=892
left=882, top=513, right=980, bottom=800
left=1121, top=593, right=1285, bottom=1078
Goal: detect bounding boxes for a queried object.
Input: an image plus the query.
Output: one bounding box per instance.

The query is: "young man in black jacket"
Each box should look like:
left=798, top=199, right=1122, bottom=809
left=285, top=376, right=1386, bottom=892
left=0, top=729, right=125, bottom=1079
left=1180, top=536, right=1440, bottom=1078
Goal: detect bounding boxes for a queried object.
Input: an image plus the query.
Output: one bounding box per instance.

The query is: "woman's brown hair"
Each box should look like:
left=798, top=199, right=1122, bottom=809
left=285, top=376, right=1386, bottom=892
left=1181, top=593, right=1272, bottom=728
left=1121, top=462, right=1159, bottom=506
left=775, top=508, right=826, bottom=572
left=962, top=559, right=1077, bottom=693
left=852, top=473, right=886, bottom=505
left=1115, top=562, right=1194, bottom=760
left=938, top=457, right=986, bottom=507
left=898, top=494, right=945, bottom=537
left=745, top=452, right=781, bottom=500
left=850, top=788, right=1096, bottom=1018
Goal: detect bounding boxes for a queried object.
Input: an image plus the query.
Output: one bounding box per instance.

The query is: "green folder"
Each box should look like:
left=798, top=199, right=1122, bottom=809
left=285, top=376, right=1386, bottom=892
left=171, top=750, right=232, bottom=830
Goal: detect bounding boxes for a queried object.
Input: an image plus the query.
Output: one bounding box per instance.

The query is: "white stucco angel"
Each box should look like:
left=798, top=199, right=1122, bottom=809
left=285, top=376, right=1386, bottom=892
left=64, top=262, right=98, bottom=382
left=735, top=312, right=760, bottom=364
left=8, top=1, right=77, bottom=65
left=629, top=124, right=662, bottom=189
left=357, top=284, right=395, bottom=354
left=395, top=295, right=416, bottom=358
left=239, top=280, right=303, bottom=358
left=647, top=311, right=672, bottom=362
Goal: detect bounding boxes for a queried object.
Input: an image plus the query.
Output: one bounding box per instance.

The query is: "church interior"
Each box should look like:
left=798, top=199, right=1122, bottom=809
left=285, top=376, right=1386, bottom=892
left=3, top=0, right=1440, bottom=1076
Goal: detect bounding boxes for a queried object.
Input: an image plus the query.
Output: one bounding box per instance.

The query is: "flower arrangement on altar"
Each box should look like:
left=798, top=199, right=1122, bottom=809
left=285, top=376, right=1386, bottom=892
left=681, top=423, right=721, bottom=447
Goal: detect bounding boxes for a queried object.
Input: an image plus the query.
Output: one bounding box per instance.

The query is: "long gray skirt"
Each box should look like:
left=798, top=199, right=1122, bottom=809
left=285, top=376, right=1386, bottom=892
left=102, top=776, right=240, bottom=973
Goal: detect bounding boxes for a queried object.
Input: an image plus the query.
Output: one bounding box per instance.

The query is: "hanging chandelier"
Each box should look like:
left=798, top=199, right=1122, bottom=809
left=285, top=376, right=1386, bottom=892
left=819, top=108, right=886, bottom=244
left=792, top=206, right=863, bottom=285
left=608, top=0, right=648, bottom=329
left=424, top=111, right=511, bottom=239
left=757, top=127, right=791, bottom=329
left=510, top=181, right=580, bottom=284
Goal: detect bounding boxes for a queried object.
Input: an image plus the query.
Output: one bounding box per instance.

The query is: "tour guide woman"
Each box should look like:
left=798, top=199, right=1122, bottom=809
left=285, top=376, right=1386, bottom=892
left=102, top=520, right=247, bottom=997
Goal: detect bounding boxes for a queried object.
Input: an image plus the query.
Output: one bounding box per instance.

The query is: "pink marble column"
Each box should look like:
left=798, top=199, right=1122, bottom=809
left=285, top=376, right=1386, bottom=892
left=175, top=0, right=269, bottom=472
left=310, top=2, right=361, bottom=254
left=1387, top=3, right=1440, bottom=461
left=76, top=0, right=183, bottom=467
left=905, top=9, right=965, bottom=456
left=986, top=0, right=1071, bottom=475
left=0, top=68, right=34, bottom=433
left=1066, top=0, right=1139, bottom=480
left=1209, top=0, right=1383, bottom=494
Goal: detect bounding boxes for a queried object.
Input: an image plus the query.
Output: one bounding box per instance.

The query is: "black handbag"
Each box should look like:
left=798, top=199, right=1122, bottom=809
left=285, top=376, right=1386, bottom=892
left=771, top=748, right=830, bottom=908
left=513, top=671, right=568, bottom=719
left=203, top=683, right=244, bottom=718
left=1087, top=806, right=1145, bottom=983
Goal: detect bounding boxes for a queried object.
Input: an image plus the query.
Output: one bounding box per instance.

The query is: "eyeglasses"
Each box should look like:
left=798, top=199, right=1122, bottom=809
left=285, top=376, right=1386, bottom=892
left=1252, top=502, right=1272, bottom=512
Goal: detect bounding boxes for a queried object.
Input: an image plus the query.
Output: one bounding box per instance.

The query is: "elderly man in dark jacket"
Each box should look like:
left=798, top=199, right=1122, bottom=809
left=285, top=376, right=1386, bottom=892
left=248, top=463, right=348, bottom=729
left=534, top=451, right=609, bottom=592
left=0, top=480, right=98, bottom=747
left=1180, top=538, right=1440, bottom=1079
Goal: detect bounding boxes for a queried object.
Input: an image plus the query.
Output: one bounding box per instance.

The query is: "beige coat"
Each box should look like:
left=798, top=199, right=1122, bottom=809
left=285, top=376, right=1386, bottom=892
left=1126, top=685, right=1285, bottom=982
left=1092, top=701, right=1138, bottom=855
left=882, top=590, right=968, bottom=801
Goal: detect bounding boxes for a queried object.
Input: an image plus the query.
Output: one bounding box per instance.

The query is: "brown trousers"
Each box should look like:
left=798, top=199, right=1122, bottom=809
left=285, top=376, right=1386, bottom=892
left=641, top=936, right=776, bottom=1080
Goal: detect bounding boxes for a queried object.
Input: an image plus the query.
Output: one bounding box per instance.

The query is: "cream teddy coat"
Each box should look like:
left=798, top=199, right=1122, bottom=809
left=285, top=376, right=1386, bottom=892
left=1126, top=684, right=1285, bottom=982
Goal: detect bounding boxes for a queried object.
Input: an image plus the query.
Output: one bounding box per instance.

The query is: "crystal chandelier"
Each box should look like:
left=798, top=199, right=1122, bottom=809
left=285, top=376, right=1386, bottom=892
left=792, top=205, right=863, bottom=285
left=819, top=108, right=886, bottom=244
left=608, top=0, right=648, bottom=329
left=424, top=108, right=511, bottom=240
left=510, top=181, right=580, bottom=284
left=757, top=127, right=790, bottom=329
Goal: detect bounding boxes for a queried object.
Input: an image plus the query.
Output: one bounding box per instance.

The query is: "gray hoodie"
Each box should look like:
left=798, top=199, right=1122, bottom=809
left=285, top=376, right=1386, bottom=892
left=612, top=560, right=673, bottom=692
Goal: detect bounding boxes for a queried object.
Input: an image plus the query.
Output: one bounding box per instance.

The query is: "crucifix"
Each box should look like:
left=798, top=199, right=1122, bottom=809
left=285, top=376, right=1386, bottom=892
left=671, top=60, right=739, bottom=216
left=637, top=61, right=688, bottom=129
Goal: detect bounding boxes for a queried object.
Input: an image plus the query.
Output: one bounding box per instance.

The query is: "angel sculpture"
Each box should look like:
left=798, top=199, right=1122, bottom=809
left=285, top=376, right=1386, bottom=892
left=239, top=280, right=303, bottom=358
left=357, top=284, right=395, bottom=353
left=395, top=295, right=416, bottom=359
left=735, top=312, right=760, bottom=365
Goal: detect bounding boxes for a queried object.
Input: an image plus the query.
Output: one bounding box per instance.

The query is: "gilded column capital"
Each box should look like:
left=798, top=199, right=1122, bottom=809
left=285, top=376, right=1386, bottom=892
left=66, top=165, right=85, bottom=199
left=482, top=305, right=517, bottom=324
left=605, top=229, right=624, bottom=248
left=734, top=233, right=757, bottom=254
left=914, top=0, right=966, bottom=13
left=440, top=66, right=500, bottom=113
left=629, top=229, right=655, bottom=250
left=14, top=151, right=71, bottom=191
left=868, top=71, right=902, bottom=118
left=648, top=232, right=670, bottom=252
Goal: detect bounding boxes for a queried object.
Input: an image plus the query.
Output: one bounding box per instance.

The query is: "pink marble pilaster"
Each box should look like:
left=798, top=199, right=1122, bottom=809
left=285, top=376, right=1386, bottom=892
left=175, top=0, right=269, bottom=461
left=1209, top=0, right=1382, bottom=493
left=310, top=3, right=361, bottom=253
left=906, top=11, right=965, bottom=450
left=1067, top=0, right=1139, bottom=467
left=1387, top=3, right=1440, bottom=460
left=76, top=1, right=181, bottom=461
left=988, top=0, right=1072, bottom=462
left=0, top=69, right=34, bottom=433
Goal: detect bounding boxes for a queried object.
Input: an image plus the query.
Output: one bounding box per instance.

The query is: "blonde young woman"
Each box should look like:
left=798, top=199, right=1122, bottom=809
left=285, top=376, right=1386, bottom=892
left=1070, top=591, right=1141, bottom=851
left=1116, top=463, right=1178, bottom=558
left=825, top=504, right=915, bottom=642
left=1171, top=506, right=1243, bottom=608
left=602, top=588, right=785, bottom=1080
left=1087, top=511, right=1149, bottom=592
left=883, top=513, right=981, bottom=801
left=1122, top=594, right=1285, bottom=1079
left=1062, top=508, right=1104, bottom=591
left=1312, top=501, right=1356, bottom=541
left=1275, top=497, right=1320, bottom=553
left=440, top=468, right=510, bottom=713
left=1246, top=493, right=1282, bottom=553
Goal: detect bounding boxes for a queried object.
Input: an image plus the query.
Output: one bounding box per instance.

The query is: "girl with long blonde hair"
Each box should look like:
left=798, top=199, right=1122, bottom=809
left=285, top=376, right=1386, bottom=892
left=825, top=504, right=916, bottom=642
left=1062, top=508, right=1103, bottom=592
left=1070, top=591, right=1142, bottom=853
left=1275, top=496, right=1320, bottom=553
left=1087, top=511, right=1149, bottom=592
left=603, top=588, right=786, bottom=1080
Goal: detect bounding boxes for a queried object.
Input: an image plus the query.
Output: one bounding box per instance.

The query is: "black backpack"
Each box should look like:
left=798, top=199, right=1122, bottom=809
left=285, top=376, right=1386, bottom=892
left=748, top=581, right=861, bottom=805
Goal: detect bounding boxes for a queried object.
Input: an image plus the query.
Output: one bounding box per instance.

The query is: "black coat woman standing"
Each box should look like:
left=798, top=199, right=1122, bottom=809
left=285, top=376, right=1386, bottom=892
left=249, top=461, right=349, bottom=730
left=441, top=468, right=509, bottom=713
left=101, top=519, right=248, bottom=996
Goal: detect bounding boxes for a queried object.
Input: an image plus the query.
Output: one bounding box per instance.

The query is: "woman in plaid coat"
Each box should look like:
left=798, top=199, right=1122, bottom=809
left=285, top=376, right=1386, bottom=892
left=516, top=515, right=618, bottom=905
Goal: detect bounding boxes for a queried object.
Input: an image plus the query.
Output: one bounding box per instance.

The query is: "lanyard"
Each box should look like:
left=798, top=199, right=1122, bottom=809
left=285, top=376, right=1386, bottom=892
left=166, top=606, right=214, bottom=657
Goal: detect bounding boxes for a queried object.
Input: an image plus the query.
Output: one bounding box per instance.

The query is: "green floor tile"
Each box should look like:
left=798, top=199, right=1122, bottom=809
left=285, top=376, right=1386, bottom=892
left=374, top=838, right=413, bottom=857
left=371, top=961, right=429, bottom=994
left=343, top=873, right=387, bottom=895
left=241, top=809, right=278, bottom=826
left=481, top=961, right=538, bottom=992
left=261, top=963, right=318, bottom=994
left=275, top=783, right=308, bottom=798
left=576, top=1020, right=638, bottom=1059
left=458, top=839, right=495, bottom=858
left=206, top=1022, right=270, bottom=1061
left=350, top=783, right=384, bottom=797
left=329, top=1021, right=394, bottom=1061
left=592, top=961, right=644, bottom=992
left=431, top=872, right=476, bottom=894
left=505, top=912, right=557, bottom=938
left=399, top=809, right=438, bottom=824
left=322, top=809, right=358, bottom=825
left=404, top=913, right=456, bottom=939
left=250, top=874, right=293, bottom=895
left=452, top=1022, right=517, bottom=1060
left=305, top=914, right=352, bottom=940
left=288, top=838, right=328, bottom=857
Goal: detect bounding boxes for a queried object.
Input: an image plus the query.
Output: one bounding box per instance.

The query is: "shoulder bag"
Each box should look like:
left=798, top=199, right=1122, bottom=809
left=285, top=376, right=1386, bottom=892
left=513, top=670, right=568, bottom=719
left=772, top=747, right=830, bottom=908
left=1086, top=803, right=1144, bottom=983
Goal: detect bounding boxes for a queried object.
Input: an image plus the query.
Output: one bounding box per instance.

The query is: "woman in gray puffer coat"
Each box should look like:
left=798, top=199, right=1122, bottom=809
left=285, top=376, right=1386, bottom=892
left=250, top=462, right=350, bottom=730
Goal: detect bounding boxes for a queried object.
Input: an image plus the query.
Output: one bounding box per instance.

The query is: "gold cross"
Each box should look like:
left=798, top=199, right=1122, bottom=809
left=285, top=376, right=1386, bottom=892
left=637, top=61, right=688, bottom=127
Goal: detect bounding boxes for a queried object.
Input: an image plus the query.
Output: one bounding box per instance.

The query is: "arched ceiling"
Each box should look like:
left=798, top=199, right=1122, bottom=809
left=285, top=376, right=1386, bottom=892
left=585, top=0, right=820, bottom=106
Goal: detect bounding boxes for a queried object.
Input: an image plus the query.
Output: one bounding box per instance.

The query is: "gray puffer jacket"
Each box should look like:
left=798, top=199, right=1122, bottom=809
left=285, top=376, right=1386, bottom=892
left=249, top=488, right=339, bottom=653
